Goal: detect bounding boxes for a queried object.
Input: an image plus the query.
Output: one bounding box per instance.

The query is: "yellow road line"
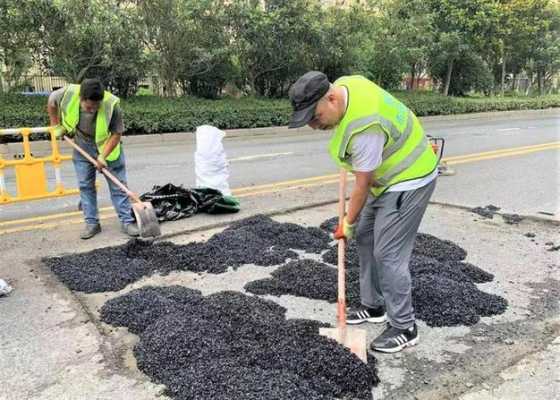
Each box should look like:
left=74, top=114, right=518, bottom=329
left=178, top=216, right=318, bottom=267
left=0, top=213, right=115, bottom=235
left=0, top=178, right=344, bottom=235
left=445, top=143, right=560, bottom=165
left=442, top=141, right=559, bottom=163
left=235, top=178, right=342, bottom=198
left=1, top=141, right=558, bottom=235
left=0, top=206, right=113, bottom=227
left=0, top=175, right=341, bottom=229
left=232, top=173, right=339, bottom=194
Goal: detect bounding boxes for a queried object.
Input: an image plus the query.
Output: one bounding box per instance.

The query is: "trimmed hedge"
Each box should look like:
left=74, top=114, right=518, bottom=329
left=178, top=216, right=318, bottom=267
left=1, top=92, right=559, bottom=136
left=124, top=97, right=291, bottom=134
left=0, top=95, right=291, bottom=136
left=395, top=91, right=560, bottom=116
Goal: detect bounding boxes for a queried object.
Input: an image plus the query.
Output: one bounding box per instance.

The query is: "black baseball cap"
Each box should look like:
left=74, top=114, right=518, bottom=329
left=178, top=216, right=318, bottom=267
left=288, top=71, right=330, bottom=128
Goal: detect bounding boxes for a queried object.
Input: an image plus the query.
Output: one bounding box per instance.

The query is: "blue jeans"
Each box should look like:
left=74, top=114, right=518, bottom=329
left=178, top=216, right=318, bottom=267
left=72, top=137, right=134, bottom=226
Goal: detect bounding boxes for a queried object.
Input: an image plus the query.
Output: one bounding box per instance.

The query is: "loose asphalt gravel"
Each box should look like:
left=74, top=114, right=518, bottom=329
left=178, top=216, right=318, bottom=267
left=101, top=287, right=379, bottom=400
left=470, top=204, right=524, bottom=225
left=246, top=217, right=507, bottom=327
left=44, top=215, right=330, bottom=293
left=46, top=214, right=509, bottom=399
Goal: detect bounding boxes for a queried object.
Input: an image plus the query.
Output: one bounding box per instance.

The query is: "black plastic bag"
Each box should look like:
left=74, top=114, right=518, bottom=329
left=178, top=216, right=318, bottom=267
left=139, top=183, right=239, bottom=222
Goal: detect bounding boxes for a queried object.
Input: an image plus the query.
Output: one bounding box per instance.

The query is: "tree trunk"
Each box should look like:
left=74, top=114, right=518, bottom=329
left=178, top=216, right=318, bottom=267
left=410, top=64, right=416, bottom=91
left=163, top=78, right=177, bottom=97
left=443, top=59, right=453, bottom=96
left=512, top=72, right=517, bottom=93
left=526, top=71, right=533, bottom=96
left=249, top=75, right=257, bottom=97
left=537, top=69, right=543, bottom=96
left=501, top=58, right=506, bottom=96
left=544, top=69, right=552, bottom=94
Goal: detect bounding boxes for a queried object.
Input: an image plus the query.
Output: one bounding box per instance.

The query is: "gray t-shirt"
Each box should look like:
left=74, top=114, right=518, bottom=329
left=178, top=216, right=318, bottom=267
left=48, top=87, right=124, bottom=141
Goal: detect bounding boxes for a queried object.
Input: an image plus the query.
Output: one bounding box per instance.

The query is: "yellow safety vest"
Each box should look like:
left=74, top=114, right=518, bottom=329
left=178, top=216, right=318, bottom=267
left=328, top=75, right=437, bottom=196
left=60, top=84, right=121, bottom=161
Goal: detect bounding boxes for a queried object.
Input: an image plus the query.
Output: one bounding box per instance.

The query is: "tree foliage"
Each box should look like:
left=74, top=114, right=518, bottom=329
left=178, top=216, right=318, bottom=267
left=138, top=0, right=235, bottom=98
left=0, top=0, right=37, bottom=91
left=0, top=0, right=558, bottom=97
left=27, top=0, right=148, bottom=97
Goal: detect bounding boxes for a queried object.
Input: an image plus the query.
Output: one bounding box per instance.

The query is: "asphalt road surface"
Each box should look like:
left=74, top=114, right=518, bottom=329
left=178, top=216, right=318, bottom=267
left=1, top=110, right=558, bottom=225
left=1, top=110, right=558, bottom=399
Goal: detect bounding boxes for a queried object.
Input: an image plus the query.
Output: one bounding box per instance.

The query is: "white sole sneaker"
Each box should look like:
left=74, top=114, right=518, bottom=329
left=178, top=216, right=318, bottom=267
left=0, top=279, right=13, bottom=296
left=346, top=313, right=387, bottom=325
left=373, top=335, right=419, bottom=353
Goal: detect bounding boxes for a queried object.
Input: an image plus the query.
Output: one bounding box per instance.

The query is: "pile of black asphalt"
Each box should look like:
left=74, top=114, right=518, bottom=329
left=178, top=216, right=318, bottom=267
left=100, top=287, right=379, bottom=400
left=246, top=217, right=507, bottom=327
left=47, top=214, right=509, bottom=399
left=44, top=215, right=331, bottom=293
left=471, top=205, right=524, bottom=225
left=501, top=213, right=524, bottom=224
left=471, top=204, right=501, bottom=219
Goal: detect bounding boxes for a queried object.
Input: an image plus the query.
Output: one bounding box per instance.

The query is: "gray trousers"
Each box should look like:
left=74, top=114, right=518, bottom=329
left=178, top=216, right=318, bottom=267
left=356, top=179, right=436, bottom=329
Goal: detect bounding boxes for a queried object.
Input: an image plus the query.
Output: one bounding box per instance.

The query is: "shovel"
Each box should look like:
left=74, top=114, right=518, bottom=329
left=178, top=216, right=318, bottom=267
left=319, top=169, right=368, bottom=363
left=64, top=136, right=161, bottom=238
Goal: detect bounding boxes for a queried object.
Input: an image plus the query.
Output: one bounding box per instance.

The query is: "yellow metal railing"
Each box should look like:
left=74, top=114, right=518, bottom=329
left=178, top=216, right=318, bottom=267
left=0, top=126, right=79, bottom=204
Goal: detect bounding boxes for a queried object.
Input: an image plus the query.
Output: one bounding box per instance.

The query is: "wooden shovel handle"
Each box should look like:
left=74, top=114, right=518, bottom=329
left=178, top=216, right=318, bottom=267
left=64, top=136, right=140, bottom=203
left=337, top=169, right=347, bottom=329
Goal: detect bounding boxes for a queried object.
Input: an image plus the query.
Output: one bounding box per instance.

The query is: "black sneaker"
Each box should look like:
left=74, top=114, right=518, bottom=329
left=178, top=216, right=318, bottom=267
left=371, top=323, right=418, bottom=353
left=346, top=306, right=386, bottom=325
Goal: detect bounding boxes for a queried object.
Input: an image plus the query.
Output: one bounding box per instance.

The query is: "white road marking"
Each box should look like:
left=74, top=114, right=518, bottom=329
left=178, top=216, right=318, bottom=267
left=229, top=152, right=294, bottom=162
left=497, top=128, right=521, bottom=132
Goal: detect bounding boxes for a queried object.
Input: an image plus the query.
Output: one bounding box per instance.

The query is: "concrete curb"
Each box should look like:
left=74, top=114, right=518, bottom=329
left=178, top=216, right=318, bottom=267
left=155, top=198, right=559, bottom=243
left=428, top=200, right=560, bottom=226
left=418, top=107, right=559, bottom=122
left=155, top=198, right=339, bottom=242
left=1, top=108, right=558, bottom=155
left=126, top=108, right=560, bottom=145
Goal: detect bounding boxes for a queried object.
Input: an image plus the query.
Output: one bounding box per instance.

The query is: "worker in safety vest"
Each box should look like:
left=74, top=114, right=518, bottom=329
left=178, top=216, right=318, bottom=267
left=47, top=79, right=139, bottom=239
left=289, top=71, right=438, bottom=353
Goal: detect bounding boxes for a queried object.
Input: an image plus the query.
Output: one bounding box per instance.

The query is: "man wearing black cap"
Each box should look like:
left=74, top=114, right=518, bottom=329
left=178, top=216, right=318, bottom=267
left=289, top=71, right=438, bottom=353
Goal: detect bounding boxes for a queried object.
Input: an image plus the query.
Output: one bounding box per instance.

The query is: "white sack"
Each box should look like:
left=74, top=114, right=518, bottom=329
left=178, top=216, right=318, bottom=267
left=194, top=125, right=231, bottom=196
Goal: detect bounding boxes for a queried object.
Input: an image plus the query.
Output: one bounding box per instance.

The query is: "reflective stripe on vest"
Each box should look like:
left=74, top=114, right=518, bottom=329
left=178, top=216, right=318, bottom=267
left=60, top=84, right=121, bottom=162
left=375, top=135, right=429, bottom=186
left=338, top=111, right=415, bottom=161
left=329, top=75, right=437, bottom=196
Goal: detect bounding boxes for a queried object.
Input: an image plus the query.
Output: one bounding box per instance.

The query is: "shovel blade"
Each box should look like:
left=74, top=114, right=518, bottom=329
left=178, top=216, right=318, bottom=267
left=320, top=327, right=368, bottom=363
left=131, top=201, right=161, bottom=238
